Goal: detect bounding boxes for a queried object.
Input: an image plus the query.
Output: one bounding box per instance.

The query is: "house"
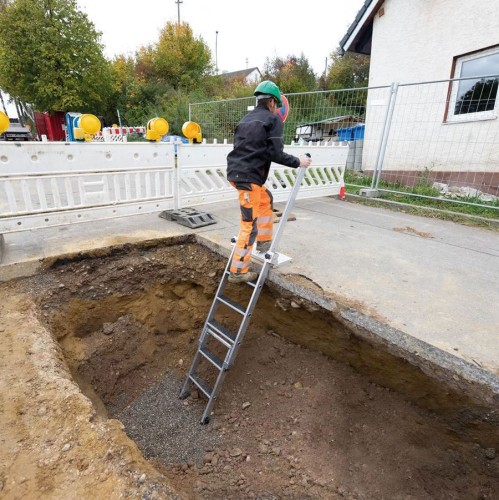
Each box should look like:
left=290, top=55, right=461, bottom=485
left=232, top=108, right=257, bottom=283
left=221, top=67, right=262, bottom=85
left=339, top=0, right=499, bottom=190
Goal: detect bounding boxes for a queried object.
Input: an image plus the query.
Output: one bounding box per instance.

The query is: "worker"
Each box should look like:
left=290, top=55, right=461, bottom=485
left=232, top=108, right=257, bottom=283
left=226, top=80, right=312, bottom=283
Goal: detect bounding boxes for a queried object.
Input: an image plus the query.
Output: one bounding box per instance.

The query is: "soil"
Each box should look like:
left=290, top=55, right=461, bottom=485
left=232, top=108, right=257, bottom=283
left=0, top=240, right=498, bottom=499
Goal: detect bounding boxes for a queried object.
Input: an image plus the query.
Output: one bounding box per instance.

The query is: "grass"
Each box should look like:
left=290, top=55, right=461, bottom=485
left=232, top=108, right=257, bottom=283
left=343, top=170, right=499, bottom=228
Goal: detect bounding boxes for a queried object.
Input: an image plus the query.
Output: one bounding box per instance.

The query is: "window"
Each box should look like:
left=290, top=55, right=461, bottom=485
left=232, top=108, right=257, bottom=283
left=447, top=46, right=499, bottom=122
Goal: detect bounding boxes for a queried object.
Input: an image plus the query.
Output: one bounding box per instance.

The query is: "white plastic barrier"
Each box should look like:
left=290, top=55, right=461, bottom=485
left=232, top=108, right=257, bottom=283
left=177, top=142, right=348, bottom=207
left=0, top=142, right=176, bottom=233
left=0, top=141, right=348, bottom=234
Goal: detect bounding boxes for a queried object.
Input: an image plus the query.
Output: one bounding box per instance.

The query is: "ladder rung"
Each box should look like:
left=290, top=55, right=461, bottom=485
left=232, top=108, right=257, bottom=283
left=208, top=319, right=236, bottom=346
left=217, top=294, right=246, bottom=314
left=200, top=347, right=223, bottom=370
left=206, top=328, right=232, bottom=349
left=189, top=374, right=213, bottom=398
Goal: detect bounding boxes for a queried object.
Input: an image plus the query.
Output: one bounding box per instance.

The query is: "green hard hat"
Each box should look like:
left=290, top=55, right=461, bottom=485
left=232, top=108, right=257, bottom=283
left=254, top=80, right=282, bottom=108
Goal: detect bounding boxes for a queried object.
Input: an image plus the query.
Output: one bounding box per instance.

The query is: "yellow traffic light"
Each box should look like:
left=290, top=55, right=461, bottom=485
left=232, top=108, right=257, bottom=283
left=74, top=114, right=101, bottom=142
left=146, top=118, right=169, bottom=142
left=182, top=121, right=202, bottom=143
left=0, top=111, right=10, bottom=135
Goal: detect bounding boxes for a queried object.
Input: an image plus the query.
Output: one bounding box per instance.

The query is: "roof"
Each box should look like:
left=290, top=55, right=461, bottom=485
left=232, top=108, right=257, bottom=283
left=339, top=0, right=383, bottom=55
left=221, top=67, right=261, bottom=80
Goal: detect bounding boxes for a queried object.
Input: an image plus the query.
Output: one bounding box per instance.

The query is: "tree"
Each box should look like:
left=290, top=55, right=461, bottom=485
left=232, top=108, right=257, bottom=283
left=320, top=48, right=371, bottom=119
left=263, top=54, right=317, bottom=93
left=153, top=22, right=212, bottom=91
left=0, top=0, right=113, bottom=113
left=325, top=48, right=370, bottom=90
left=107, top=21, right=213, bottom=128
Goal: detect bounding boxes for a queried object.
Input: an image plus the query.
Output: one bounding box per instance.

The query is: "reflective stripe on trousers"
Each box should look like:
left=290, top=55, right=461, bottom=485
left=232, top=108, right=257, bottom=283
left=230, top=183, right=273, bottom=275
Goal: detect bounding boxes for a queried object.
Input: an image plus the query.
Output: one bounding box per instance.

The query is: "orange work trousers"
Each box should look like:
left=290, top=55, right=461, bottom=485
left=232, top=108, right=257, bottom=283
left=230, top=182, right=273, bottom=275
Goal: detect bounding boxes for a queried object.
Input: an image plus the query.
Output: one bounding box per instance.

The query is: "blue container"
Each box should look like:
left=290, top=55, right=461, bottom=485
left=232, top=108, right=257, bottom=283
left=351, top=124, right=365, bottom=140
left=338, top=124, right=365, bottom=141
left=337, top=127, right=352, bottom=141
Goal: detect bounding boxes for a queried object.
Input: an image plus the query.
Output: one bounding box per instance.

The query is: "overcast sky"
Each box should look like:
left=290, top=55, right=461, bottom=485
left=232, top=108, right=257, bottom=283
left=76, top=0, right=365, bottom=75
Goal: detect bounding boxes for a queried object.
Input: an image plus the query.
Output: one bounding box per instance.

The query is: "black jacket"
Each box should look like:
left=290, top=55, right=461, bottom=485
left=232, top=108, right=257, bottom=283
left=227, top=102, right=300, bottom=186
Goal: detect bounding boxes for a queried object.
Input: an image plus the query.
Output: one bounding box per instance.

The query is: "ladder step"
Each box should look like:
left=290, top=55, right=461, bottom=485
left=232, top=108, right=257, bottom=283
left=216, top=294, right=246, bottom=315
left=206, top=328, right=232, bottom=349
left=207, top=319, right=236, bottom=346
left=200, top=347, right=224, bottom=370
left=189, top=374, right=213, bottom=398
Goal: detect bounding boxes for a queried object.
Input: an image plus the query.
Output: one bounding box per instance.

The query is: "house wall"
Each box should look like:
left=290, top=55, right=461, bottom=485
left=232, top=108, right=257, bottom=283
left=363, top=0, right=499, bottom=179
left=369, top=0, right=498, bottom=86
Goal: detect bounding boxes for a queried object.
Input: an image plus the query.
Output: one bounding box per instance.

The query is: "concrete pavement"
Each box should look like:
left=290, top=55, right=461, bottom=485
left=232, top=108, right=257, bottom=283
left=1, top=196, right=498, bottom=401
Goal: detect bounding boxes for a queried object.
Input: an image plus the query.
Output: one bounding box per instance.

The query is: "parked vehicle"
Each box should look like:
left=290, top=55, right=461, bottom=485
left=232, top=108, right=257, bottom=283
left=0, top=119, right=33, bottom=141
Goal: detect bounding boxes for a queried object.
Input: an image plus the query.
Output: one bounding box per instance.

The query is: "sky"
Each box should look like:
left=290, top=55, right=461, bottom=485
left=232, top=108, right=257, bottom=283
left=3, top=0, right=365, bottom=117
left=76, top=0, right=365, bottom=75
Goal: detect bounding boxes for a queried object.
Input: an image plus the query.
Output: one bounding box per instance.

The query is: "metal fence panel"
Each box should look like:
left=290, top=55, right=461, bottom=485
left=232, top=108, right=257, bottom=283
left=190, top=87, right=388, bottom=146
left=190, top=77, right=499, bottom=214
left=371, top=77, right=499, bottom=207
left=189, top=87, right=391, bottom=179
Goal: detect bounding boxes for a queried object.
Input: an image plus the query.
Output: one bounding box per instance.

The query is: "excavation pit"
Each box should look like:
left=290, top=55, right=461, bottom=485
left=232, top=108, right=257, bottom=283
left=2, top=237, right=498, bottom=498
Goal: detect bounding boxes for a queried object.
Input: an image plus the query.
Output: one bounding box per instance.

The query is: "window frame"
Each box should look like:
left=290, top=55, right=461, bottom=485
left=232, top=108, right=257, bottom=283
left=446, top=45, right=499, bottom=124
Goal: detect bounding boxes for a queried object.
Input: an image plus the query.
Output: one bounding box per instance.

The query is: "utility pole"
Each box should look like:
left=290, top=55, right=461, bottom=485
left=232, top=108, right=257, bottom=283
left=215, top=31, right=219, bottom=73
left=175, top=0, right=183, bottom=24
left=245, top=58, right=248, bottom=68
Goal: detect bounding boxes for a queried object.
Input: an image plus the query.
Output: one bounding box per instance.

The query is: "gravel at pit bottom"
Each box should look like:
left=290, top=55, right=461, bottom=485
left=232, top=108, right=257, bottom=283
left=114, top=373, right=221, bottom=465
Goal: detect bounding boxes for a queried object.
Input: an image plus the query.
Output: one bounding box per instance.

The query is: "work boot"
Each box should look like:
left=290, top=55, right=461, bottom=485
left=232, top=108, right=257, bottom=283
left=228, top=271, right=258, bottom=283
left=256, top=241, right=271, bottom=252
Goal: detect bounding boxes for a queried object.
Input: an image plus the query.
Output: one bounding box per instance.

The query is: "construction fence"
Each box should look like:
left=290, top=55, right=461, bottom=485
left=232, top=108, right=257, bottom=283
left=190, top=75, right=499, bottom=216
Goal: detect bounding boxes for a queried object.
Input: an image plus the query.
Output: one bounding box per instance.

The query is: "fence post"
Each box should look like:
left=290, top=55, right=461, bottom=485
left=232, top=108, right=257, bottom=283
left=365, top=82, right=399, bottom=195
left=174, top=142, right=181, bottom=210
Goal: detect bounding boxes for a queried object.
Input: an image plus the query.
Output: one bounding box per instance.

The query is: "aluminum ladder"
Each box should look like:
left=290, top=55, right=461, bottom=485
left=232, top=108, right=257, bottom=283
left=180, top=165, right=308, bottom=424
